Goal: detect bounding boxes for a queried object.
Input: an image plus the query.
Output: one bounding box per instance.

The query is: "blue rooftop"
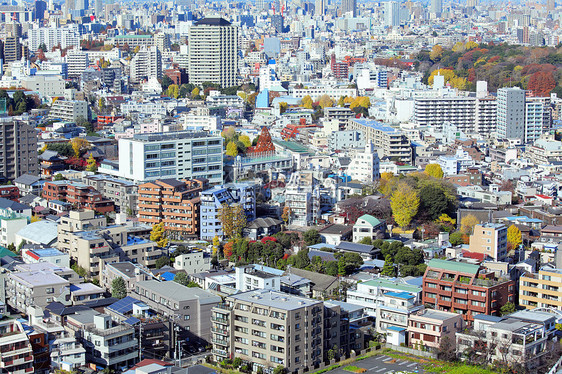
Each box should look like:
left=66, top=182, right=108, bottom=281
left=127, top=236, right=149, bottom=246
left=352, top=119, right=400, bottom=134
left=31, top=248, right=65, bottom=257
left=161, top=272, right=176, bottom=281
left=385, top=291, right=415, bottom=299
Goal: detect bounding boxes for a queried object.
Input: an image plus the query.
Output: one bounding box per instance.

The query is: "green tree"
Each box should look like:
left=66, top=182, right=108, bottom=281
left=381, top=255, right=396, bottom=277
left=325, top=261, right=339, bottom=276
left=425, top=163, right=444, bottom=179
left=507, top=225, right=522, bottom=249
left=174, top=272, right=190, bottom=286
left=449, top=231, right=464, bottom=246
left=418, top=183, right=450, bottom=222
left=161, top=75, right=173, bottom=90
left=111, top=277, right=127, bottom=299
left=390, top=182, right=420, bottom=229
left=155, top=255, right=170, bottom=269
left=273, top=365, right=286, bottom=374
left=500, top=302, right=516, bottom=316
left=54, top=173, right=65, bottom=181
left=303, top=229, right=321, bottom=246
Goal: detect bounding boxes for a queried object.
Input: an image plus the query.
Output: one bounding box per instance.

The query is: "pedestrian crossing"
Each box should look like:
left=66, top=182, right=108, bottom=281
left=357, top=355, right=421, bottom=374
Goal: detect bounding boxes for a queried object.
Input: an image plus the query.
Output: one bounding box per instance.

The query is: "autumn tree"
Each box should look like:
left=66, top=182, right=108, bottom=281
left=226, top=142, right=238, bottom=157
left=507, top=225, right=522, bottom=250
left=428, top=69, right=468, bottom=90
left=460, top=214, right=479, bottom=235
left=281, top=206, right=291, bottom=224
left=218, top=204, right=247, bottom=239
left=166, top=84, right=179, bottom=99
left=301, top=95, right=313, bottom=109
left=239, top=135, right=251, bottom=148
left=430, top=45, right=443, bottom=61
left=86, top=154, right=97, bottom=172
left=149, top=222, right=168, bottom=248
left=212, top=235, right=220, bottom=256
left=191, top=87, right=200, bottom=99
left=71, top=138, right=90, bottom=158
left=528, top=71, right=556, bottom=97
left=390, top=182, right=420, bottom=229
left=425, top=163, right=444, bottom=179
left=279, top=101, right=288, bottom=114
left=318, top=94, right=334, bottom=109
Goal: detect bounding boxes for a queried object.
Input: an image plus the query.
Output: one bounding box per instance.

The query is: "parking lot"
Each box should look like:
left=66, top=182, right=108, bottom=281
left=331, top=354, right=424, bottom=374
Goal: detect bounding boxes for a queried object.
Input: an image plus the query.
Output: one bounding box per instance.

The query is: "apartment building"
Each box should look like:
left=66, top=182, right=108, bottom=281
left=100, top=262, right=154, bottom=293
left=346, top=142, right=380, bottom=183
left=0, top=319, right=35, bottom=374
left=105, top=131, right=223, bottom=184
left=375, top=292, right=424, bottom=346
left=527, top=138, right=562, bottom=165
left=138, top=178, right=207, bottom=239
left=57, top=210, right=163, bottom=277
left=174, top=251, right=210, bottom=274
left=130, top=45, right=162, bottom=82
left=211, top=289, right=325, bottom=373
left=130, top=280, right=221, bottom=343
left=456, top=310, right=556, bottom=371
left=475, top=97, right=497, bottom=135
left=497, top=87, right=526, bottom=141
left=82, top=174, right=138, bottom=215
left=50, top=335, right=86, bottom=371
left=468, top=223, right=508, bottom=262
left=414, top=96, right=476, bottom=133
left=347, top=119, right=411, bottom=162
left=0, top=118, right=39, bottom=180
left=519, top=266, right=562, bottom=310
left=407, top=309, right=463, bottom=350
left=47, top=100, right=89, bottom=122
left=67, top=312, right=138, bottom=371
left=42, top=180, right=115, bottom=214
left=422, top=259, right=515, bottom=324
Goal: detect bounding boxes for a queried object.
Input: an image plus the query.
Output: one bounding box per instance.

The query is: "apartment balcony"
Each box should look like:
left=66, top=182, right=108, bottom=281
left=211, top=327, right=229, bottom=335
left=211, top=316, right=229, bottom=324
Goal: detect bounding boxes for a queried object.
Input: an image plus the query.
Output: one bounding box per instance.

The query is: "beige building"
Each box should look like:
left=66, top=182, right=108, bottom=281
left=407, top=309, right=464, bottom=350
left=0, top=319, right=34, bottom=374
left=211, top=289, right=325, bottom=373
left=520, top=267, right=562, bottom=310
left=468, top=223, right=508, bottom=262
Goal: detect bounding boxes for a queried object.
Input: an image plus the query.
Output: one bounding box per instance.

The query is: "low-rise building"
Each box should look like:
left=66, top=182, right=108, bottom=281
left=174, top=251, right=210, bottom=274
left=47, top=100, right=89, bottom=122
left=519, top=266, right=562, bottom=310
left=407, top=309, right=464, bottom=350
left=375, top=292, right=424, bottom=346
left=468, top=223, right=508, bottom=262
left=42, top=180, right=115, bottom=214
left=82, top=174, right=138, bottom=215
left=352, top=214, right=387, bottom=243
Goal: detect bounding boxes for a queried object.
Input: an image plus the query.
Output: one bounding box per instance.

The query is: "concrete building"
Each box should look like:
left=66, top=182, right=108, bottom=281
left=188, top=17, right=238, bottom=88
left=22, top=247, right=70, bottom=268
left=47, top=100, right=89, bottom=122
left=129, top=280, right=221, bottom=343
left=174, top=251, right=210, bottom=274
left=384, top=1, right=400, bottom=26
left=422, top=259, right=515, bottom=324
left=497, top=87, right=526, bottom=141
left=375, top=292, right=424, bottom=346
left=21, top=75, right=65, bottom=97
left=525, top=97, right=551, bottom=143
left=346, top=142, right=380, bottom=183
left=234, top=265, right=281, bottom=292
left=527, top=139, right=562, bottom=164
left=82, top=174, right=138, bottom=215
left=407, top=309, right=463, bottom=350
left=519, top=266, right=562, bottom=310
left=211, top=289, right=325, bottom=372
left=100, top=261, right=154, bottom=293
left=65, top=49, right=88, bottom=78
left=341, top=0, right=357, bottom=16
left=0, top=319, right=34, bottom=373
left=130, top=45, right=162, bottom=82
left=0, top=118, right=39, bottom=180
left=352, top=214, right=386, bottom=243
left=347, top=119, right=411, bottom=162
left=138, top=178, right=207, bottom=239
left=103, top=131, right=223, bottom=184
left=42, top=180, right=115, bottom=214
left=328, top=130, right=364, bottom=151
left=468, top=223, right=508, bottom=262
left=284, top=172, right=321, bottom=227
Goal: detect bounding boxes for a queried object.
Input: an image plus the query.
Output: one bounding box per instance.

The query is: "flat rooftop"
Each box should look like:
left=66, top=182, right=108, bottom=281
left=132, top=131, right=220, bottom=142
left=135, top=280, right=221, bottom=304
left=230, top=289, right=322, bottom=310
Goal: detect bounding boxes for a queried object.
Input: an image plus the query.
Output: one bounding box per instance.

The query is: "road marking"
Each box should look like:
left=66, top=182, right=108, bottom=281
left=407, top=363, right=417, bottom=367
left=376, top=368, right=386, bottom=372
left=368, top=366, right=379, bottom=371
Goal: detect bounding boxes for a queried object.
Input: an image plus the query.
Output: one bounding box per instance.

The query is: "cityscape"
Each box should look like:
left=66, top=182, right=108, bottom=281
left=0, top=0, right=561, bottom=373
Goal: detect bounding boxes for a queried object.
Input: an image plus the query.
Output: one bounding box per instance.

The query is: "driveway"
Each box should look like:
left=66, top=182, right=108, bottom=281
left=331, top=354, right=424, bottom=374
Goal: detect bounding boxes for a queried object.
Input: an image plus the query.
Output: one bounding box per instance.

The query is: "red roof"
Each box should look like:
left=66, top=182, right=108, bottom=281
left=461, top=251, right=486, bottom=261
left=128, top=359, right=173, bottom=370
left=25, top=250, right=40, bottom=261
left=535, top=194, right=553, bottom=199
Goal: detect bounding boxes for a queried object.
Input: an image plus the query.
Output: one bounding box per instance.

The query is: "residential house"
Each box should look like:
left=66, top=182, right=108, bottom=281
left=42, top=180, right=115, bottom=213
left=375, top=292, right=424, bottom=346
left=318, top=224, right=352, bottom=245
left=174, top=251, right=210, bottom=274
left=14, top=174, right=44, bottom=197
left=352, top=214, right=387, bottom=243
left=245, top=217, right=283, bottom=240
left=408, top=309, right=464, bottom=350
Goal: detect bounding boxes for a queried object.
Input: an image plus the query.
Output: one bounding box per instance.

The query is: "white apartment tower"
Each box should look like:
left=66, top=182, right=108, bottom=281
left=497, top=87, right=526, bottom=141
left=130, top=45, right=162, bottom=82
left=188, top=17, right=238, bottom=88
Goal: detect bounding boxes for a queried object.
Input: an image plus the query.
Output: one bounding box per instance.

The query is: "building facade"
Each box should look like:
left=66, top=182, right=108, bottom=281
left=0, top=119, right=39, bottom=180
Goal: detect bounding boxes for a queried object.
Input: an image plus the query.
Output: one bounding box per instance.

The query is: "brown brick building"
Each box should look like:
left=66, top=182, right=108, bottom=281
left=422, top=259, right=515, bottom=325
left=42, top=180, right=115, bottom=213
left=138, top=178, right=207, bottom=239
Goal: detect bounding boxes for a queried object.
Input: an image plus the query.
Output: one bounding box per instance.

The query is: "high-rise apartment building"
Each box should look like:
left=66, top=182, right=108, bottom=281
left=497, top=87, right=526, bottom=141
left=0, top=118, right=39, bottom=180
left=384, top=1, right=400, bottom=27
left=108, top=131, right=223, bottom=184
left=341, top=0, right=357, bottom=16
left=525, top=96, right=551, bottom=143
left=468, top=223, right=508, bottom=262
left=130, top=45, right=162, bottom=82
left=138, top=178, right=208, bottom=239
left=66, top=49, right=89, bottom=78
left=430, top=0, right=442, bottom=16
left=188, top=18, right=238, bottom=88
left=154, top=32, right=171, bottom=52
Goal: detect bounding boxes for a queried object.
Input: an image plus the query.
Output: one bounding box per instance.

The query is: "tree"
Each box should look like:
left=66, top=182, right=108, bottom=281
left=318, top=94, right=334, bottom=109
left=301, top=95, right=313, bottom=109
left=161, top=75, right=173, bottom=90
left=281, top=206, right=291, bottom=224
left=149, top=222, right=168, bottom=247
left=418, top=183, right=451, bottom=222
left=86, top=154, right=97, bottom=172
left=449, top=231, right=464, bottom=246
left=226, top=142, right=238, bottom=157
left=273, top=365, right=286, bottom=374
left=54, top=173, right=65, bottom=181
left=390, top=182, right=420, bottom=229
left=507, top=225, right=522, bottom=249
left=239, top=135, right=251, bottom=148
left=174, top=272, right=190, bottom=286
left=212, top=235, right=220, bottom=256
left=303, top=229, right=321, bottom=246
left=111, top=277, right=127, bottom=299
left=425, top=164, right=444, bottom=179
left=430, top=45, right=444, bottom=61
left=155, top=255, right=170, bottom=269
left=166, top=84, right=179, bottom=99
left=528, top=71, right=556, bottom=97
left=70, top=138, right=90, bottom=158
left=460, top=214, right=479, bottom=234
left=218, top=204, right=247, bottom=239
left=437, top=336, right=457, bottom=361
left=381, top=255, right=396, bottom=277
left=500, top=302, right=516, bottom=316
left=191, top=87, right=200, bottom=99
left=279, top=102, right=288, bottom=114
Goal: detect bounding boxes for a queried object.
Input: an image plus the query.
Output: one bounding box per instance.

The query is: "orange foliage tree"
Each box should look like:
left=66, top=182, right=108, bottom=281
left=528, top=71, right=556, bottom=97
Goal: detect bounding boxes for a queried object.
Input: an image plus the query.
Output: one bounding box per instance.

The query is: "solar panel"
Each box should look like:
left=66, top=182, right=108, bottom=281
left=123, top=317, right=141, bottom=326
left=108, top=296, right=140, bottom=314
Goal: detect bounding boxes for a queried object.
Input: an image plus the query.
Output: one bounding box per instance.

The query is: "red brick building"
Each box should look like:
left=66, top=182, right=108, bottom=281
left=164, top=67, right=188, bottom=85
left=42, top=180, right=114, bottom=213
left=422, top=259, right=515, bottom=325
left=0, top=185, right=20, bottom=201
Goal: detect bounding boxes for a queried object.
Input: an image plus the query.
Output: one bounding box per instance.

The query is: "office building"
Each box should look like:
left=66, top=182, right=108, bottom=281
left=107, top=131, right=223, bottom=184
left=35, top=0, right=47, bottom=20
left=341, top=0, right=357, bottom=16
left=422, top=259, right=515, bottom=324
left=384, top=1, right=400, bottom=27
left=468, top=223, right=508, bottom=262
left=188, top=17, right=238, bottom=88
left=497, top=87, right=526, bottom=141
left=130, top=45, right=162, bottom=82
left=430, top=0, right=442, bottom=16
left=0, top=119, right=39, bottom=180
left=138, top=178, right=208, bottom=239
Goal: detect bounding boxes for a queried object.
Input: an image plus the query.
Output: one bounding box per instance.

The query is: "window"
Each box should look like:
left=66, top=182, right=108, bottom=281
left=184, top=315, right=190, bottom=320
left=46, top=287, right=54, bottom=294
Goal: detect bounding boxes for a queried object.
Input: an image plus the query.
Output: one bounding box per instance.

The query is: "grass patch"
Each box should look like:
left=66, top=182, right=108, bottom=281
left=424, top=362, right=499, bottom=374
left=342, top=366, right=366, bottom=373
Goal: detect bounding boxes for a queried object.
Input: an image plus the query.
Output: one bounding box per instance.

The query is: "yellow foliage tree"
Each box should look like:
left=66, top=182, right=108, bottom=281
left=460, top=214, right=479, bottom=234
left=212, top=235, right=220, bottom=256
left=318, top=94, right=334, bottom=109
left=425, top=163, right=444, bottom=179
left=239, top=135, right=251, bottom=148
left=226, top=142, right=238, bottom=157
left=191, top=87, right=200, bottom=99
left=149, top=222, right=168, bottom=248
left=71, top=138, right=90, bottom=158
left=302, top=95, right=313, bottom=109
left=167, top=84, right=179, bottom=99
left=350, top=96, right=370, bottom=109
left=507, top=225, right=522, bottom=249
left=390, top=182, right=420, bottom=229
left=379, top=172, right=398, bottom=196
left=465, top=41, right=479, bottom=50
left=437, top=213, right=456, bottom=226
left=218, top=203, right=247, bottom=239
left=30, top=215, right=42, bottom=223
left=428, top=69, right=468, bottom=90
left=452, top=41, right=466, bottom=53
left=430, top=45, right=443, bottom=61
left=102, top=44, right=114, bottom=51
left=279, top=102, right=288, bottom=114
left=86, top=154, right=97, bottom=172
left=133, top=46, right=140, bottom=54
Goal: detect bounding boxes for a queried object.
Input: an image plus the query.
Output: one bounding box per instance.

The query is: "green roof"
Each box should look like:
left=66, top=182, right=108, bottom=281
left=115, top=34, right=153, bottom=39
left=427, top=259, right=479, bottom=275
left=361, top=279, right=420, bottom=294
left=273, top=140, right=310, bottom=153
left=357, top=214, right=382, bottom=226
left=0, top=246, right=17, bottom=257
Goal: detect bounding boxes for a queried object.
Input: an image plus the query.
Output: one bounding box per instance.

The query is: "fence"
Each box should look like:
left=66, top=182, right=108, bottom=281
left=385, top=343, right=437, bottom=359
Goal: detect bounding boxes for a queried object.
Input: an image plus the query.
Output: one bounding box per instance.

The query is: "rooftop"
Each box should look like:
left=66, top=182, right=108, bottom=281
left=427, top=259, right=480, bottom=275
left=132, top=131, right=219, bottom=142
left=351, top=119, right=401, bottom=134
left=11, top=270, right=68, bottom=287
left=229, top=289, right=322, bottom=310
left=135, top=280, right=221, bottom=304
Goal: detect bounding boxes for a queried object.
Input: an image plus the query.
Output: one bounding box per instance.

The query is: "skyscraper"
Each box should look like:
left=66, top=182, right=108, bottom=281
left=341, top=0, right=357, bottom=16
left=315, top=0, right=325, bottom=16
left=35, top=0, right=47, bottom=21
left=497, top=87, right=526, bottom=141
left=188, top=17, right=238, bottom=88
left=384, top=1, right=400, bottom=27
left=430, top=0, right=442, bottom=16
